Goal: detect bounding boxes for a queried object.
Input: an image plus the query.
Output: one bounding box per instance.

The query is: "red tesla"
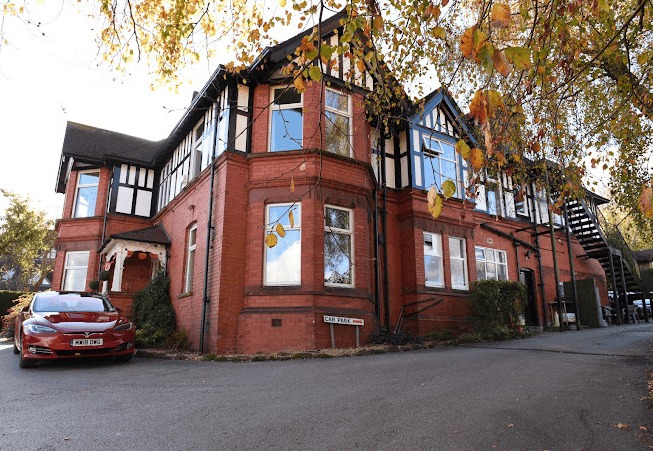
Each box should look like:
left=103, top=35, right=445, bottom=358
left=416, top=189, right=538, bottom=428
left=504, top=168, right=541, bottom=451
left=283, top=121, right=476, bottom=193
left=13, top=292, right=135, bottom=368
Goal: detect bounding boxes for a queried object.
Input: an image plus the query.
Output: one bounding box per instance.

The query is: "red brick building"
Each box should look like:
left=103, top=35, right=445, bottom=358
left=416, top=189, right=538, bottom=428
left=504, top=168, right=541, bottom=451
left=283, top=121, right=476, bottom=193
left=53, top=14, right=621, bottom=354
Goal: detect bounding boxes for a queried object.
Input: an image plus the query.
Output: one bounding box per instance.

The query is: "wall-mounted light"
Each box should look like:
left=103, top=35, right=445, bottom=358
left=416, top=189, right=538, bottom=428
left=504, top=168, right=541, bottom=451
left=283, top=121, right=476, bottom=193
left=525, top=250, right=533, bottom=260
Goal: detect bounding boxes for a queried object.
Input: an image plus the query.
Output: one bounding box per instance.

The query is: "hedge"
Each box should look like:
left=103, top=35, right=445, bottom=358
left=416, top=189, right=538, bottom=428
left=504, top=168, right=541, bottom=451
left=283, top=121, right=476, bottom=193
left=0, top=291, right=23, bottom=316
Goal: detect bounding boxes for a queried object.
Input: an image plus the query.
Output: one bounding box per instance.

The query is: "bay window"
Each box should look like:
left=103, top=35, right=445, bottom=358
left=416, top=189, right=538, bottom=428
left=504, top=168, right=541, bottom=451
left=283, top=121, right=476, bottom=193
left=265, top=203, right=301, bottom=285
left=324, top=206, right=353, bottom=286
left=270, top=87, right=302, bottom=152
left=325, top=89, right=351, bottom=156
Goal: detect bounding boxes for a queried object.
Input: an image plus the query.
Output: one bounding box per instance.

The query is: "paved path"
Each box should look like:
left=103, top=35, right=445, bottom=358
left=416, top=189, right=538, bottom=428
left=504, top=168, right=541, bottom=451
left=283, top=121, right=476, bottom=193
left=1, top=324, right=653, bottom=450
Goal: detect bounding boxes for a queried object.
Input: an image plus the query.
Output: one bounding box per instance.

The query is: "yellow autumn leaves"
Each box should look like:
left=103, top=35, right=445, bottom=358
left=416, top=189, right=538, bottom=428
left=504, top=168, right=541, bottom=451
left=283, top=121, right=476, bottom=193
left=265, top=210, right=295, bottom=248
left=460, top=4, right=532, bottom=79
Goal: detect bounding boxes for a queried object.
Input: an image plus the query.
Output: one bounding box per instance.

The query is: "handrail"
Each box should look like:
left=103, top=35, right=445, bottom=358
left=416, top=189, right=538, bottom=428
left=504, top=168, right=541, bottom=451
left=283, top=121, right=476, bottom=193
left=394, top=297, right=445, bottom=333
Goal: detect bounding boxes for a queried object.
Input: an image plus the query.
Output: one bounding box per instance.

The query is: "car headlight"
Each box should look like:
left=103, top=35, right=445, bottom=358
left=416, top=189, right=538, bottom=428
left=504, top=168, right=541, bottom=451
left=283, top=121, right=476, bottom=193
left=25, top=324, right=57, bottom=334
left=114, top=322, right=133, bottom=332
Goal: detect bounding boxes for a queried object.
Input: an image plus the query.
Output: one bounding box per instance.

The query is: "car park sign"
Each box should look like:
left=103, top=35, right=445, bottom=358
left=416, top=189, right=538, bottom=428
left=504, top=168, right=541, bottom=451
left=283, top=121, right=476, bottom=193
left=323, top=315, right=364, bottom=326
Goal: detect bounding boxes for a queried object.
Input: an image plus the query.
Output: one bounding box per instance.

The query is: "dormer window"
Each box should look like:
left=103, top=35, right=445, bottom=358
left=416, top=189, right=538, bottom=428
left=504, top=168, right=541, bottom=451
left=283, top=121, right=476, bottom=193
left=270, top=87, right=303, bottom=152
left=73, top=170, right=100, bottom=218
left=422, top=136, right=461, bottom=198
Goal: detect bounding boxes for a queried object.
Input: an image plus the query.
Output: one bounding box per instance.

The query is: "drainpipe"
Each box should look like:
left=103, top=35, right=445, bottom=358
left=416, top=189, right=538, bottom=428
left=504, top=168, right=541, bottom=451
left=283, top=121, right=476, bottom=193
left=564, top=202, right=581, bottom=330
left=373, top=144, right=381, bottom=327
left=380, top=136, right=390, bottom=330
left=98, top=173, right=112, bottom=279
left=533, top=228, right=548, bottom=330
left=199, top=101, right=220, bottom=354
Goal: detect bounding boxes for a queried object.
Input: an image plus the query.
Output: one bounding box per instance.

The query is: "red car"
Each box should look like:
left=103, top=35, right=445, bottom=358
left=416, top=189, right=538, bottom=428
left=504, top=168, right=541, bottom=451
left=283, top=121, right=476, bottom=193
left=13, top=292, right=135, bottom=368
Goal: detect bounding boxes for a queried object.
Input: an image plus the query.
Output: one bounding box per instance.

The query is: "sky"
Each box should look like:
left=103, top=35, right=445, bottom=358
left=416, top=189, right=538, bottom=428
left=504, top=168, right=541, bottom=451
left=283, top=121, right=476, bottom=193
left=0, top=1, right=212, bottom=220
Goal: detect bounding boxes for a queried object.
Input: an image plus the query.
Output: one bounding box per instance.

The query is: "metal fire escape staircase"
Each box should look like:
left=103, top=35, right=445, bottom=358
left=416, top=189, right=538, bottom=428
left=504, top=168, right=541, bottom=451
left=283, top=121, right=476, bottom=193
left=565, top=197, right=641, bottom=316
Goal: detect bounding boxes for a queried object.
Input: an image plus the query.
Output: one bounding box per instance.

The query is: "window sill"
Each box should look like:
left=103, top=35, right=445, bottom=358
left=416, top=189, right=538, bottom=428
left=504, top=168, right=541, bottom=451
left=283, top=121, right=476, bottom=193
left=324, top=283, right=354, bottom=289
left=177, top=292, right=193, bottom=299
left=424, top=286, right=446, bottom=292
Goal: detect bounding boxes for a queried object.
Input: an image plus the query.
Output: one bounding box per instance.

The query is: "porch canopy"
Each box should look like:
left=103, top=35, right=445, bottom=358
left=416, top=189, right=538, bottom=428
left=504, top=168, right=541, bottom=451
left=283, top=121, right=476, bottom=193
left=98, top=224, right=171, bottom=292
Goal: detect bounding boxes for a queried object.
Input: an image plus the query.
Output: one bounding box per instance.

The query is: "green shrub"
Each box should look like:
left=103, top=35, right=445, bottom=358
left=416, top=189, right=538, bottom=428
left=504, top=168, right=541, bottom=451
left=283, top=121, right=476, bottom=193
left=132, top=271, right=176, bottom=330
left=0, top=291, right=23, bottom=317
left=466, top=280, right=527, bottom=341
left=423, top=329, right=457, bottom=342
left=135, top=323, right=171, bottom=348
left=89, top=280, right=100, bottom=291
left=132, top=272, right=176, bottom=348
left=98, top=270, right=111, bottom=281
left=369, top=327, right=423, bottom=346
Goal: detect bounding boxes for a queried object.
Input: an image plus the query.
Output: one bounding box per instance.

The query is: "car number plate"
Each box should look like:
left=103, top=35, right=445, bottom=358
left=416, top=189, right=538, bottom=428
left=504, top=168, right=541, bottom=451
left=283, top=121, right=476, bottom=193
left=71, top=339, right=103, bottom=347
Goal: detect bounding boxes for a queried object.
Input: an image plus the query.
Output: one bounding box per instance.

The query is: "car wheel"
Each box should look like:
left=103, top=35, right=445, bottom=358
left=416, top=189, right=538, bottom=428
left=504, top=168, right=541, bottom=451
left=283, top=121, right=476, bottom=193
left=115, top=353, right=134, bottom=363
left=19, top=334, right=37, bottom=369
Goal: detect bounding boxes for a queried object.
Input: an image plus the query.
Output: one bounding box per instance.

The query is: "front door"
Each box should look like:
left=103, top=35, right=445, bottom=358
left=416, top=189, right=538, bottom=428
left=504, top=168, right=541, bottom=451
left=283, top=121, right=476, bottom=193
left=519, top=269, right=538, bottom=327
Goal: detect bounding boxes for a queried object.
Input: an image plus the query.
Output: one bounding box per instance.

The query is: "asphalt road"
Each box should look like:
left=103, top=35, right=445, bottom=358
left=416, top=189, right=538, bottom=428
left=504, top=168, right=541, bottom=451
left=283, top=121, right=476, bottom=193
left=2, top=324, right=653, bottom=451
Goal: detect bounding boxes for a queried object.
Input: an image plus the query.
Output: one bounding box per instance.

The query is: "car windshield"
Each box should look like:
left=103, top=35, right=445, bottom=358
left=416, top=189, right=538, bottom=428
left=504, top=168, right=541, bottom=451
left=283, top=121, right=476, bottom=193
left=32, top=294, right=111, bottom=313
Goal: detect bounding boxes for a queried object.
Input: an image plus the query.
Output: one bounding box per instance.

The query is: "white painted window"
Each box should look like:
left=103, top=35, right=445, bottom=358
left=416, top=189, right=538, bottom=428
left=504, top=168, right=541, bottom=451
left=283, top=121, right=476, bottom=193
left=184, top=224, right=197, bottom=293
left=324, top=206, right=353, bottom=287
left=265, top=203, right=301, bottom=285
left=73, top=170, right=100, bottom=218
left=62, top=251, right=89, bottom=292
left=325, top=88, right=351, bottom=157
left=514, top=184, right=528, bottom=217
left=191, top=118, right=205, bottom=179
left=475, top=247, right=508, bottom=281
left=270, top=87, right=303, bottom=152
left=449, top=237, right=468, bottom=290
left=423, top=232, right=444, bottom=287
left=422, top=137, right=463, bottom=197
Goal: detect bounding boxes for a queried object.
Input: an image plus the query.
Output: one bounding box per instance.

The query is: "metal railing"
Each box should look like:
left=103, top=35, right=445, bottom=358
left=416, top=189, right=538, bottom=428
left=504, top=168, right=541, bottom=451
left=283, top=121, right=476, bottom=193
left=596, top=208, right=641, bottom=281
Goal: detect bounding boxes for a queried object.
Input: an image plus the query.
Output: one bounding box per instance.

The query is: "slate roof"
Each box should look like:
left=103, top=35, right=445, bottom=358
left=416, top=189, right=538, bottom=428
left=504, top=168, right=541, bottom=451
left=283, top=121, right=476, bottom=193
left=98, top=224, right=171, bottom=253
left=56, top=122, right=164, bottom=193
left=62, top=122, right=162, bottom=165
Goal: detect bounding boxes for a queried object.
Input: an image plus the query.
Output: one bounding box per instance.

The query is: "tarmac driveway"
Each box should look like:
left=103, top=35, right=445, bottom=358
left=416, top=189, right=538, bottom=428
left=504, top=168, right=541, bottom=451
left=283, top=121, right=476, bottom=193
left=1, top=324, right=653, bottom=451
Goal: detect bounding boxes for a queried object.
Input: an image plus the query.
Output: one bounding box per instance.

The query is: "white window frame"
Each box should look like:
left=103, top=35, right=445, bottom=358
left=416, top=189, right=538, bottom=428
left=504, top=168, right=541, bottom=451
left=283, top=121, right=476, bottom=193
left=422, top=136, right=462, bottom=197
left=514, top=184, right=529, bottom=217
left=449, top=237, right=469, bottom=290
left=324, top=88, right=352, bottom=157
left=184, top=224, right=197, bottom=293
left=423, top=232, right=444, bottom=288
left=269, top=86, right=303, bottom=152
left=190, top=118, right=205, bottom=180
left=62, top=251, right=89, bottom=292
left=264, top=203, right=302, bottom=286
left=324, top=205, right=354, bottom=287
left=475, top=246, right=509, bottom=281
left=73, top=170, right=100, bottom=218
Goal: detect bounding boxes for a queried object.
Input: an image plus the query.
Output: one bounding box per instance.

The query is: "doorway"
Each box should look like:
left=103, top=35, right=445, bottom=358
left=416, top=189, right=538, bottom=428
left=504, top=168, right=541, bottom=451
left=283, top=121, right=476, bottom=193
left=519, top=269, right=538, bottom=327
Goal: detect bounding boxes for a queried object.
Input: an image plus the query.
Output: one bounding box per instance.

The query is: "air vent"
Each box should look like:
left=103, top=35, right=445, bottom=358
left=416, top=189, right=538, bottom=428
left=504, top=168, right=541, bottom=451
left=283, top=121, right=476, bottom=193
left=271, top=319, right=282, bottom=328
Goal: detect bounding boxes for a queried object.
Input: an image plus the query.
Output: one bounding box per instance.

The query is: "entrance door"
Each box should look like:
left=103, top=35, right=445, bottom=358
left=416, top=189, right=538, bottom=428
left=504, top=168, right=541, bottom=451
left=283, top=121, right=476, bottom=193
left=519, top=269, right=538, bottom=326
